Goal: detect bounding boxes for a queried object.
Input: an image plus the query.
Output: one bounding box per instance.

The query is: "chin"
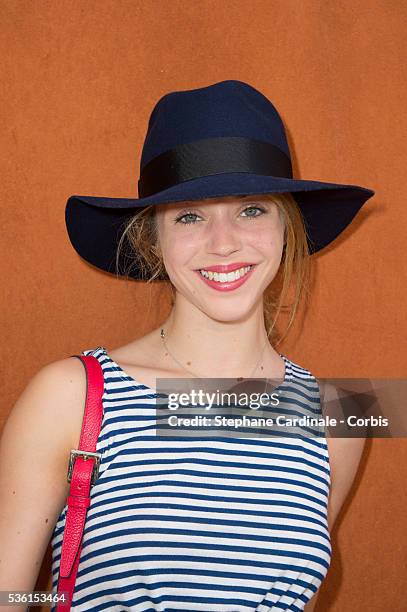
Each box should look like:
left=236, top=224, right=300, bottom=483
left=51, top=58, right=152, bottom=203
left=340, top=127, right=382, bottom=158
left=198, top=299, right=258, bottom=323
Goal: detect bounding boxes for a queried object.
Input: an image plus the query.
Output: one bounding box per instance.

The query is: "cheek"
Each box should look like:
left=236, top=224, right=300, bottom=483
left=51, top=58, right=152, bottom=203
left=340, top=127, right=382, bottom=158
left=161, top=233, right=198, bottom=273
left=248, top=225, right=284, bottom=254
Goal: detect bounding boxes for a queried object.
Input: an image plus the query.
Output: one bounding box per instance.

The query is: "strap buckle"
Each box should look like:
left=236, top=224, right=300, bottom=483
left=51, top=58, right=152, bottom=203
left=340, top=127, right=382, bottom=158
left=67, top=449, right=101, bottom=486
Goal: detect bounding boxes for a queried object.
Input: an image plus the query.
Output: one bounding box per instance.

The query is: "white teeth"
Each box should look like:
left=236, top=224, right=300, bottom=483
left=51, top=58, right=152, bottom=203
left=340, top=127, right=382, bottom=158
left=199, top=265, right=253, bottom=283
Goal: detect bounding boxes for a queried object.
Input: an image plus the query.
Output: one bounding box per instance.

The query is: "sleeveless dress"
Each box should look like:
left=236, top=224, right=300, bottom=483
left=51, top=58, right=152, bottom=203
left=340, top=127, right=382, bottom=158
left=51, top=346, right=332, bottom=612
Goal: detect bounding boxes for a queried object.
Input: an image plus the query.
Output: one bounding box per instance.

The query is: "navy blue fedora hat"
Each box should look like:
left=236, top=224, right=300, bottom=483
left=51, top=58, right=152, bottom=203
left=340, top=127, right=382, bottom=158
left=65, top=79, right=375, bottom=280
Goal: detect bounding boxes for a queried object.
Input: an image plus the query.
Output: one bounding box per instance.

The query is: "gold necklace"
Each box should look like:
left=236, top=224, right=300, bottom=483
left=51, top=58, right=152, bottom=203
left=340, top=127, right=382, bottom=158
left=160, top=327, right=269, bottom=380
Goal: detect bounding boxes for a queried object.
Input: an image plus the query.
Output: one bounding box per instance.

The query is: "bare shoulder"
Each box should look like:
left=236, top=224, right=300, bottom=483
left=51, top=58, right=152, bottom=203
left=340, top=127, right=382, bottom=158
left=49, top=356, right=90, bottom=449
left=321, top=382, right=366, bottom=530
left=3, top=355, right=88, bottom=455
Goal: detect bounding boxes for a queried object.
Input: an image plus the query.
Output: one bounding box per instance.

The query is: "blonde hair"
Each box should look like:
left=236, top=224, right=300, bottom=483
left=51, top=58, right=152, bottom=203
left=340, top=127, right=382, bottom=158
left=116, top=193, right=312, bottom=347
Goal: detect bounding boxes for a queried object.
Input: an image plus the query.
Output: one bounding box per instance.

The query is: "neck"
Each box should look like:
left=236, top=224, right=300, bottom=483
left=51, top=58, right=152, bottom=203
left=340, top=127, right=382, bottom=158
left=159, top=292, right=279, bottom=378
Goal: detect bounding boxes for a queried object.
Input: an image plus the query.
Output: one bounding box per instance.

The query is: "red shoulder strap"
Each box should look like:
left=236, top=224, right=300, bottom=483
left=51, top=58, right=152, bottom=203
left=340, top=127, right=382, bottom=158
left=56, top=354, right=104, bottom=611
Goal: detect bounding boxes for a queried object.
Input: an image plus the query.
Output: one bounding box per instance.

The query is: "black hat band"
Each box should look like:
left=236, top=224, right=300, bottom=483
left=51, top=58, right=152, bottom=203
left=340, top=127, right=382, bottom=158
left=138, top=136, right=293, bottom=198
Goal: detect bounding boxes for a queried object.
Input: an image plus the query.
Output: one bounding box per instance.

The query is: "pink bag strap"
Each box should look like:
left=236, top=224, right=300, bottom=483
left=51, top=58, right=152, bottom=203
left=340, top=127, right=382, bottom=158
left=56, top=354, right=104, bottom=611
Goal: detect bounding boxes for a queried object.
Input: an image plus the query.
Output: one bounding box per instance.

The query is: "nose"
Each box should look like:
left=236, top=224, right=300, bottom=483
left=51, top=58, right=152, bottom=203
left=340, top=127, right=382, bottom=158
left=205, top=214, right=242, bottom=257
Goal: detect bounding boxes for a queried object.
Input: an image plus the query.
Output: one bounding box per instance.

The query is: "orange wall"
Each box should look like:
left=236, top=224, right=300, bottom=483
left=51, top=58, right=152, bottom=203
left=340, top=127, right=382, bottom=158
left=1, top=1, right=406, bottom=610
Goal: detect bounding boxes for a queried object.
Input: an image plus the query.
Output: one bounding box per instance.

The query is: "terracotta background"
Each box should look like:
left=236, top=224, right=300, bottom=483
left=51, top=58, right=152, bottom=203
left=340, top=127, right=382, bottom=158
left=1, top=1, right=406, bottom=610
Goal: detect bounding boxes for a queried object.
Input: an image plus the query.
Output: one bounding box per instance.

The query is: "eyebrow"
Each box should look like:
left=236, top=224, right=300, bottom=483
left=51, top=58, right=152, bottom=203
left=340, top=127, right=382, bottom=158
left=201, top=196, right=269, bottom=204
left=171, top=196, right=270, bottom=210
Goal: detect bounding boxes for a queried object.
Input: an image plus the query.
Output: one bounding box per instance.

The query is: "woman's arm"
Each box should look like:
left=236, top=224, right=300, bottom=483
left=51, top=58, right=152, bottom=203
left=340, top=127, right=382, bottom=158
left=303, top=594, right=318, bottom=611
left=302, top=436, right=365, bottom=612
left=326, top=435, right=366, bottom=531
left=304, top=381, right=366, bottom=611
left=0, top=357, right=87, bottom=611
left=319, top=380, right=366, bottom=530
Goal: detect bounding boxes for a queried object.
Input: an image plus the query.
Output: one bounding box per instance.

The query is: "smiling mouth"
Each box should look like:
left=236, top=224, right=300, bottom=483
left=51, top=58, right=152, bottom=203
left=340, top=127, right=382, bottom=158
left=198, top=264, right=255, bottom=283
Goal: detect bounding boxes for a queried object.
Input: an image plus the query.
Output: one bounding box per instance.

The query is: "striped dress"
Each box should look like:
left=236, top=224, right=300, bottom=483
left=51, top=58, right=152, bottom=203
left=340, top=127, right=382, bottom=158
left=51, top=346, right=332, bottom=611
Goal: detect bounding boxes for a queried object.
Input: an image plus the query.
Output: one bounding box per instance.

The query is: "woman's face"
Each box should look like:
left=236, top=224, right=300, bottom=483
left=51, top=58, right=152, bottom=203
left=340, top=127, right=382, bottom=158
left=155, top=194, right=286, bottom=322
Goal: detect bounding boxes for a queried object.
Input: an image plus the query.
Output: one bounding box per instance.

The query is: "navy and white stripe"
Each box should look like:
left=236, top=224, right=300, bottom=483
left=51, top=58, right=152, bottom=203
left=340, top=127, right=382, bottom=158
left=51, top=346, right=331, bottom=611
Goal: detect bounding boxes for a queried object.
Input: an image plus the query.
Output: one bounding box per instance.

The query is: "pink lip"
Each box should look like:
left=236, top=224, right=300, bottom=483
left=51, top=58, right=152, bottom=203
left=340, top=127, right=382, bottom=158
left=195, top=265, right=256, bottom=292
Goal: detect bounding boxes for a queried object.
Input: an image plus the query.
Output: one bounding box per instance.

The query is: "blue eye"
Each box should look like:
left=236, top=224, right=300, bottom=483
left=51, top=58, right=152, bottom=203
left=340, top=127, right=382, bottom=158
left=174, top=211, right=200, bottom=225
left=174, top=204, right=267, bottom=225
left=241, top=205, right=267, bottom=218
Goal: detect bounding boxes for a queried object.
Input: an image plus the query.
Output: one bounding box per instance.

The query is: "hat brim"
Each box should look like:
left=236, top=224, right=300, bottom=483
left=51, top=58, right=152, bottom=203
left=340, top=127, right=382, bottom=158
left=65, top=172, right=375, bottom=280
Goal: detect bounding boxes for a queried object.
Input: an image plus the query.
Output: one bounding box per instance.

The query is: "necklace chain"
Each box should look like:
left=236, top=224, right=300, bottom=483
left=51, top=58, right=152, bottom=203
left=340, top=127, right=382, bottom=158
left=160, top=327, right=269, bottom=380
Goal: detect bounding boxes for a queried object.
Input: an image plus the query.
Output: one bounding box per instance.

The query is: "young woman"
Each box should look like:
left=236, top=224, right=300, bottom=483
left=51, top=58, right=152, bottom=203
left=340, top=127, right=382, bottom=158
left=0, top=80, right=374, bottom=611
